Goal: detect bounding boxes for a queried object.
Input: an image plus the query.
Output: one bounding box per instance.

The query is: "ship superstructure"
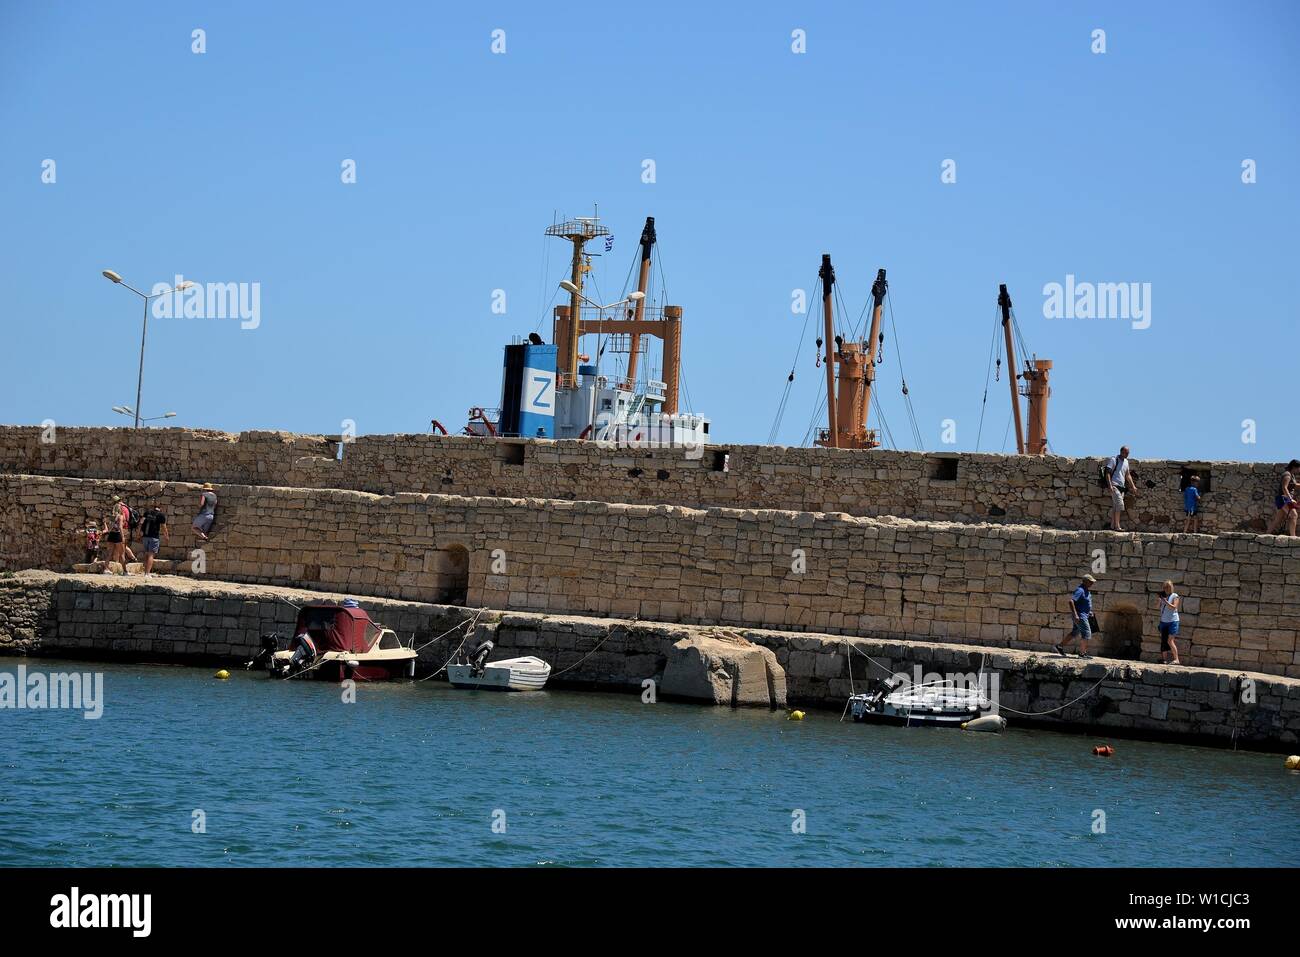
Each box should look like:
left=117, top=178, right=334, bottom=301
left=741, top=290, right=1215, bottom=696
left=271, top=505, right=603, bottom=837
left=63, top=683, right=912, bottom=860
left=455, top=212, right=710, bottom=448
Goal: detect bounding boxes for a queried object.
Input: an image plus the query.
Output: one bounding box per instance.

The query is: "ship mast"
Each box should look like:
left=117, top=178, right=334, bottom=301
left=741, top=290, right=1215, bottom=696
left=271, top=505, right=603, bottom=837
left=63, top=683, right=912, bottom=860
left=547, top=216, right=610, bottom=389
left=624, top=217, right=655, bottom=390
left=858, top=268, right=887, bottom=443
left=998, top=284, right=1026, bottom=454
left=997, top=283, right=1052, bottom=455
left=819, top=254, right=838, bottom=448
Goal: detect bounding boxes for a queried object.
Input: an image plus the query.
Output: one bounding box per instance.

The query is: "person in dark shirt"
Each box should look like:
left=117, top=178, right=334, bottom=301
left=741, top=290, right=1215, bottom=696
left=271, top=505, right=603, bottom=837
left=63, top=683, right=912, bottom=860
left=138, top=503, right=169, bottom=576
left=1054, top=573, right=1097, bottom=659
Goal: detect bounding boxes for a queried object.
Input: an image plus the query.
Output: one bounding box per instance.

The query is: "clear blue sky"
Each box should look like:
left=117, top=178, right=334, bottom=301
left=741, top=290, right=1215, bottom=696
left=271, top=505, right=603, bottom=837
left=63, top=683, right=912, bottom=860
left=2, top=1, right=1297, bottom=461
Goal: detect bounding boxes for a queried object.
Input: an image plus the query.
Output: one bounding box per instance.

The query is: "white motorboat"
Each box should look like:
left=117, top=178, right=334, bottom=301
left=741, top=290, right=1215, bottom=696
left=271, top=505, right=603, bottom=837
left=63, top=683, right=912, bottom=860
left=448, top=655, right=551, bottom=692
left=849, top=677, right=995, bottom=727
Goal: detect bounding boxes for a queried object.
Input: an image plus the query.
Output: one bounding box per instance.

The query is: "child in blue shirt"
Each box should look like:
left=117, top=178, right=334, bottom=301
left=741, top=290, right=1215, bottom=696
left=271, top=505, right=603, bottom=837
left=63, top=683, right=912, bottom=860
left=1183, top=475, right=1202, bottom=533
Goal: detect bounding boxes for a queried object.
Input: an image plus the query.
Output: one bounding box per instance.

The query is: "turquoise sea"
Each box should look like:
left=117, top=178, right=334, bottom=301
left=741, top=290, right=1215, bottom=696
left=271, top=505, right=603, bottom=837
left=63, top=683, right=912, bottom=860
left=1, top=659, right=1295, bottom=867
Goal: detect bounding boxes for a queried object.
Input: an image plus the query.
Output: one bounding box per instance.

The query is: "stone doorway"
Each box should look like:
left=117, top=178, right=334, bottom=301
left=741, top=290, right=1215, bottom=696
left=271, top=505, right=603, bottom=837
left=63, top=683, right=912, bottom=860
left=1098, top=602, right=1143, bottom=660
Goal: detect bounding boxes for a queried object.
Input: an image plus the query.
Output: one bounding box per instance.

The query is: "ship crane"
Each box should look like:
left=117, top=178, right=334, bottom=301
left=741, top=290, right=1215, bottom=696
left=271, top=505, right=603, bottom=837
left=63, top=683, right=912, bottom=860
left=814, top=254, right=888, bottom=449
left=996, top=283, right=1052, bottom=455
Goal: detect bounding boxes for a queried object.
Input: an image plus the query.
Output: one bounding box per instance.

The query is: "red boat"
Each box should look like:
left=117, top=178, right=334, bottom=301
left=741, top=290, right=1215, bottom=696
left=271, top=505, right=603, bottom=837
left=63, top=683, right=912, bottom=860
left=251, top=600, right=417, bottom=682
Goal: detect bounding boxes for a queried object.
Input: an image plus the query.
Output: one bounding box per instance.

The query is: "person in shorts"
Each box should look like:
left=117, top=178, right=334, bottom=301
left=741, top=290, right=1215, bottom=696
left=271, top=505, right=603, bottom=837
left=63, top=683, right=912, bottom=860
left=104, top=496, right=129, bottom=573
left=1265, top=460, right=1299, bottom=536
left=192, top=483, right=218, bottom=540
left=1104, top=447, right=1137, bottom=531
left=1183, top=474, right=1202, bottom=533
left=138, top=503, right=169, bottom=576
left=1055, top=573, right=1097, bottom=659
left=1156, top=580, right=1181, bottom=665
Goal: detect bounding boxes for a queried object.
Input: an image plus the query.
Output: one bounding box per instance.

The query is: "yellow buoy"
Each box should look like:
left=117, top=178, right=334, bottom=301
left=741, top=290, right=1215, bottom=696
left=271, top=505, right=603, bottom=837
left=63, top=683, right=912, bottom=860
left=214, top=669, right=230, bottom=680
left=1285, top=755, right=1300, bottom=771
left=788, top=710, right=805, bottom=721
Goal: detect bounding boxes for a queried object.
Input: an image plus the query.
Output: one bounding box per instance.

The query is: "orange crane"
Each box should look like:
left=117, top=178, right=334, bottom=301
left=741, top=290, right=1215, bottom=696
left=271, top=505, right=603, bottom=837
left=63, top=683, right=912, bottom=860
left=997, top=283, right=1052, bottom=455
left=814, top=255, right=884, bottom=449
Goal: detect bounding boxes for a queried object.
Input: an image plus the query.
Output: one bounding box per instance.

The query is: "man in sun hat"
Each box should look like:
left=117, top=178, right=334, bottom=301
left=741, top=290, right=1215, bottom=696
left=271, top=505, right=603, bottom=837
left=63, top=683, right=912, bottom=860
left=191, top=483, right=218, bottom=540
left=1055, top=574, right=1097, bottom=659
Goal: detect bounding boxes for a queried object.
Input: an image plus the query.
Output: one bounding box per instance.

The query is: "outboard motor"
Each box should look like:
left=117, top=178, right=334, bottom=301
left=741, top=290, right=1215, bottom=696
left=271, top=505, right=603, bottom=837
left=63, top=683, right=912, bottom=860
left=245, top=633, right=281, bottom=671
left=468, top=637, right=494, bottom=677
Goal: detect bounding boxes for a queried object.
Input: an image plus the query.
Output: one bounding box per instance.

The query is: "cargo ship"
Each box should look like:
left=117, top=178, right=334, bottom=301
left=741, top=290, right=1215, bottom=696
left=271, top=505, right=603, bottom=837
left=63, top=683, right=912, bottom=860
left=437, top=212, right=711, bottom=449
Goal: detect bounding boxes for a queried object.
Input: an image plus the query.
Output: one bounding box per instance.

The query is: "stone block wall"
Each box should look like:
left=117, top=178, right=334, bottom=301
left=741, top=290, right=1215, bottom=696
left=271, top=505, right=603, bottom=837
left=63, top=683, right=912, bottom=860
left=4, top=573, right=1296, bottom=750
left=0, top=426, right=1288, bottom=533
left=3, top=475, right=1297, bottom=676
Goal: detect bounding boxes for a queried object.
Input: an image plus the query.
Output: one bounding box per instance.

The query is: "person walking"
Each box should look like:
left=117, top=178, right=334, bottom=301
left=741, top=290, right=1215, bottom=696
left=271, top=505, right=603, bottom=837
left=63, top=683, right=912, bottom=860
left=1055, top=573, right=1097, bottom=659
left=1183, top=474, right=1202, bottom=533
left=1265, top=460, right=1299, bottom=536
left=1104, top=446, right=1137, bottom=531
left=1156, top=580, right=1182, bottom=665
left=192, top=483, right=218, bottom=540
left=105, top=496, right=130, bottom=573
left=137, top=502, right=169, bottom=576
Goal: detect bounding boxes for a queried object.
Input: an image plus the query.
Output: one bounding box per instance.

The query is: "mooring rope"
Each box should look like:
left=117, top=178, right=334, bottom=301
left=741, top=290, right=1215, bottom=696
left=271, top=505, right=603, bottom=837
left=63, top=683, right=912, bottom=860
left=415, top=609, right=487, bottom=682
left=549, top=622, right=635, bottom=679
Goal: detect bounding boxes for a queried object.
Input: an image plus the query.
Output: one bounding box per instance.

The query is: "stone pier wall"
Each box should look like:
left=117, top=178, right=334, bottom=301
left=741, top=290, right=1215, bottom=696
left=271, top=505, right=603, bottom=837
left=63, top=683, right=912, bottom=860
left=0, top=426, right=1287, bottom=534
left=2, top=572, right=1296, bottom=751
left=3, top=474, right=1298, bottom=676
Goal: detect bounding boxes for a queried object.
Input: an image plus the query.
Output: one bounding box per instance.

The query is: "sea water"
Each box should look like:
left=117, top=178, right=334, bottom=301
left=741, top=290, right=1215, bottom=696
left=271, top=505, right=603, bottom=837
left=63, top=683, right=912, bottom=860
left=1, top=659, right=1295, bottom=867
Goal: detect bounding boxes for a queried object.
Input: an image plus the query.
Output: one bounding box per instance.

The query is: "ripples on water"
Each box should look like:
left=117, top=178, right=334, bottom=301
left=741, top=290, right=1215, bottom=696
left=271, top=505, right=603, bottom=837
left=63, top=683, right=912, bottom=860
left=0, top=659, right=1294, bottom=867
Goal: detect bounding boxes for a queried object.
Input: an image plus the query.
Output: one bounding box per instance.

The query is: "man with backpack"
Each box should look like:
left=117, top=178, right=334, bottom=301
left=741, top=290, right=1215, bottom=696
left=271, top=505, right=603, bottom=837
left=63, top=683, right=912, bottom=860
left=1102, top=446, right=1137, bottom=531
left=136, top=501, right=169, bottom=576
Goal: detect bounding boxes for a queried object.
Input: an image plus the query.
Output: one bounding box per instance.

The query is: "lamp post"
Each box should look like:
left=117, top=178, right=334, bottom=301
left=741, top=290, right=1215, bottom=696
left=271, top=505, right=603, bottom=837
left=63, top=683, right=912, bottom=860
left=557, top=282, right=645, bottom=433
left=111, top=406, right=177, bottom=424
left=557, top=281, right=644, bottom=373
left=102, top=270, right=193, bottom=429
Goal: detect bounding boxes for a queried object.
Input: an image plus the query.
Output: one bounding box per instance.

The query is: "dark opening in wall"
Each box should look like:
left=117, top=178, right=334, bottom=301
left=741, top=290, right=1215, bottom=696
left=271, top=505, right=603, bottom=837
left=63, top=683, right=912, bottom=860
left=929, top=456, right=959, bottom=481
left=656, top=469, right=670, bottom=481
left=1099, top=604, right=1143, bottom=660
left=1180, top=465, right=1212, bottom=494
left=499, top=443, right=526, bottom=466
left=628, top=467, right=644, bottom=478
left=711, top=450, right=730, bottom=472
left=436, top=545, right=469, bottom=605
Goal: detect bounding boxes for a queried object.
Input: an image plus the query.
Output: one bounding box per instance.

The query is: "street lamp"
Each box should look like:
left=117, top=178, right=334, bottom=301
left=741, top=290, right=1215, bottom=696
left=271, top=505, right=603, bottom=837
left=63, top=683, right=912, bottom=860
left=101, top=270, right=194, bottom=429
left=556, top=283, right=648, bottom=425
left=111, top=406, right=176, bottom=424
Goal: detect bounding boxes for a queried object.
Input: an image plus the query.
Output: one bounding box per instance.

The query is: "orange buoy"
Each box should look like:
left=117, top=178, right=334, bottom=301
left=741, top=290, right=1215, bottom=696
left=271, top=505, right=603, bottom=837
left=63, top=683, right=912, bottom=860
left=1092, top=745, right=1115, bottom=756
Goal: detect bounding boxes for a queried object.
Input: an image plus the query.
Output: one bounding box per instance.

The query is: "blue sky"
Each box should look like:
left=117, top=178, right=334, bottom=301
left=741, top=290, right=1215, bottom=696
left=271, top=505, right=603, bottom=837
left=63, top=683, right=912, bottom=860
left=1, top=1, right=1297, bottom=461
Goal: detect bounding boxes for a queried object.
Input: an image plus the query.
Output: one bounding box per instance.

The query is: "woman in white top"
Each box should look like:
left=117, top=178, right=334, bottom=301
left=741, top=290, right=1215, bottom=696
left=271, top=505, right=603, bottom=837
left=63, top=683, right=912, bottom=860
left=1156, top=580, right=1181, bottom=665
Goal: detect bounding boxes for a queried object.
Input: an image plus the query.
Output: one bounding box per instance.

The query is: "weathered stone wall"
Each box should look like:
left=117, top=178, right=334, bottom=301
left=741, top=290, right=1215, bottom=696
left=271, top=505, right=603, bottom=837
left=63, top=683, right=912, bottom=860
left=0, top=426, right=1286, bottom=533
left=3, top=475, right=1297, bottom=676
left=0, top=426, right=337, bottom=485
left=3, top=572, right=1296, bottom=751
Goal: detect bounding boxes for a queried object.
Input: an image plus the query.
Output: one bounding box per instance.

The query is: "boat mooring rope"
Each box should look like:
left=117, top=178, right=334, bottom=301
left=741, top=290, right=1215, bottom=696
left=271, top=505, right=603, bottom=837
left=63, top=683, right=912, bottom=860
left=549, top=622, right=635, bottom=679
left=415, top=609, right=487, bottom=682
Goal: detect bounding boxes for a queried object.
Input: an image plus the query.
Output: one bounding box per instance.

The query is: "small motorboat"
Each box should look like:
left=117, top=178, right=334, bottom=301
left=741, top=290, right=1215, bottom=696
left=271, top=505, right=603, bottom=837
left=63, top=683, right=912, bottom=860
left=246, top=600, right=416, bottom=682
left=446, top=629, right=551, bottom=691
left=447, top=656, right=551, bottom=691
left=849, top=677, right=995, bottom=727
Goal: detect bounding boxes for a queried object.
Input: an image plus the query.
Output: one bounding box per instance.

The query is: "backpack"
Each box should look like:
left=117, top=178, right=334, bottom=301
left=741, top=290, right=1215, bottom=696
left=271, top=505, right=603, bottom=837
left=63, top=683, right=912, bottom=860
left=1097, top=462, right=1110, bottom=490
left=125, top=505, right=142, bottom=531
